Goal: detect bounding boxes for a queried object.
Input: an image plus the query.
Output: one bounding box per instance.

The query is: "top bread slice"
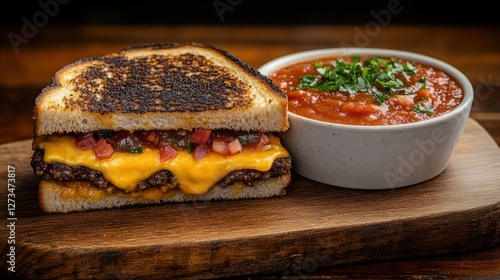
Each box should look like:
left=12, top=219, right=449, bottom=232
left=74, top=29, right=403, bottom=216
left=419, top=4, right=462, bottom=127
left=34, top=43, right=289, bottom=136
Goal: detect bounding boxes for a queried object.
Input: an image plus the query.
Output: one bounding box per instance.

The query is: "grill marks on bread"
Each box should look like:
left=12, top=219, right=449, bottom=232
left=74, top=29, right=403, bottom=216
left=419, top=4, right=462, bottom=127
left=65, top=54, right=252, bottom=114
left=34, top=43, right=289, bottom=135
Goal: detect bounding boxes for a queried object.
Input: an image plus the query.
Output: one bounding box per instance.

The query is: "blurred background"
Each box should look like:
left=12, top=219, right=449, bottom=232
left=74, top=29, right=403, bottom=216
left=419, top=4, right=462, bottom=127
left=0, top=0, right=499, bottom=144
left=2, top=0, right=499, bottom=26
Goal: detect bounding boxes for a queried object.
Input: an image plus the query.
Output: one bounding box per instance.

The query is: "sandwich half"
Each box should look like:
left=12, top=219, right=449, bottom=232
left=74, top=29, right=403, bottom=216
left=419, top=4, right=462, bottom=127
left=31, top=42, right=291, bottom=213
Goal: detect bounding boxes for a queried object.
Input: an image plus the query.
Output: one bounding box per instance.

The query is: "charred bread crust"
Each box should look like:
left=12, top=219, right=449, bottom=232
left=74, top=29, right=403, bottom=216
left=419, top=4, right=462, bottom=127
left=34, top=42, right=289, bottom=136
left=35, top=42, right=286, bottom=115
left=121, top=42, right=286, bottom=99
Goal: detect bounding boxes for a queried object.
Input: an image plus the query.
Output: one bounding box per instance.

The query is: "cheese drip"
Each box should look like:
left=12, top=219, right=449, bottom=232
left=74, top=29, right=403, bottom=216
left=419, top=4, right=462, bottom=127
left=34, top=135, right=289, bottom=195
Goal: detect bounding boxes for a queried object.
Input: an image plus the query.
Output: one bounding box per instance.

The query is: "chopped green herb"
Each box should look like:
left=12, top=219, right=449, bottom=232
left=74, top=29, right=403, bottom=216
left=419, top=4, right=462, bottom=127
left=417, top=77, right=427, bottom=87
left=128, top=146, right=143, bottom=153
left=414, top=103, right=434, bottom=116
left=296, top=56, right=421, bottom=105
left=237, top=137, right=247, bottom=146
left=186, top=140, right=194, bottom=153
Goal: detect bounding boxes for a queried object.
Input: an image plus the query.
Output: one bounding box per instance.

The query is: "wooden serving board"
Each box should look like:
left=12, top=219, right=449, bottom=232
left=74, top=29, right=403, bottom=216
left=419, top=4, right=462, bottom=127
left=1, top=118, right=500, bottom=280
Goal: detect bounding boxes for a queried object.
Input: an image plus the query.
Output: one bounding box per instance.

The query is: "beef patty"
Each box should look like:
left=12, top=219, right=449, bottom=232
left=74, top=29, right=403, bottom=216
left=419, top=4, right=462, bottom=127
left=31, top=149, right=292, bottom=192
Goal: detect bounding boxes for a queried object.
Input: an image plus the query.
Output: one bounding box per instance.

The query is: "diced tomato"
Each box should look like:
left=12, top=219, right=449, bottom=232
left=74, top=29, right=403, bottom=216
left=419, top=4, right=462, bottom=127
left=255, top=133, right=270, bottom=150
left=189, top=128, right=212, bottom=145
left=415, top=88, right=437, bottom=101
left=75, top=133, right=96, bottom=150
left=193, top=144, right=209, bottom=161
left=159, top=145, right=177, bottom=162
left=286, top=90, right=305, bottom=100
left=134, top=130, right=159, bottom=147
left=146, top=131, right=159, bottom=143
left=340, top=101, right=380, bottom=115
left=93, top=138, right=114, bottom=159
left=227, top=139, right=243, bottom=155
left=394, top=95, right=414, bottom=110
left=211, top=137, right=230, bottom=156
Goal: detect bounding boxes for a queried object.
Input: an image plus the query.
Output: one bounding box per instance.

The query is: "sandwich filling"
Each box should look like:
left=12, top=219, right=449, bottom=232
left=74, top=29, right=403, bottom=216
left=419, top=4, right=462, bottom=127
left=31, top=129, right=291, bottom=196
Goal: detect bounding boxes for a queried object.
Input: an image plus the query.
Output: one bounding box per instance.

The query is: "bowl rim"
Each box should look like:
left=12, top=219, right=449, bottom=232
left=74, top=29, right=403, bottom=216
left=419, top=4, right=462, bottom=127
left=258, top=47, right=474, bottom=130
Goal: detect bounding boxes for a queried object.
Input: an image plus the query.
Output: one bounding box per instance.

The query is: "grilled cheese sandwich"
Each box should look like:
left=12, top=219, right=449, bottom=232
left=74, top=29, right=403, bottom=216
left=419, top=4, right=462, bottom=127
left=31, top=42, right=292, bottom=213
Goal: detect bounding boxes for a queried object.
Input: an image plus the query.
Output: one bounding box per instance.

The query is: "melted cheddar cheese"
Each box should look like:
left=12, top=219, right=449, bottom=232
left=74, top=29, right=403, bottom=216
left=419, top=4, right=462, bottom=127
left=34, top=134, right=289, bottom=195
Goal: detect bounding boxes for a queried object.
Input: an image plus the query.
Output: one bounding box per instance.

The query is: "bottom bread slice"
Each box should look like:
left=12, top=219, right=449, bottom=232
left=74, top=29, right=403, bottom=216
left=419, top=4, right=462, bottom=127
left=38, top=173, right=291, bottom=213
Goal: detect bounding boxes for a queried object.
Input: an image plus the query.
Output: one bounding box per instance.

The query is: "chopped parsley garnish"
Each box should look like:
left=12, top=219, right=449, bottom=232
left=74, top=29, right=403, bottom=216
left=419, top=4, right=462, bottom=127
left=296, top=56, right=424, bottom=105
left=237, top=137, right=248, bottom=146
left=414, top=103, right=434, bottom=116
left=128, top=146, right=143, bottom=153
left=186, top=140, right=194, bottom=153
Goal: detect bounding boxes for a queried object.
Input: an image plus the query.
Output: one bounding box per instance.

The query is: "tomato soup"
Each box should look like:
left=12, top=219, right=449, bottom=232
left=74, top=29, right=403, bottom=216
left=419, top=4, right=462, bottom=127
left=269, top=56, right=464, bottom=125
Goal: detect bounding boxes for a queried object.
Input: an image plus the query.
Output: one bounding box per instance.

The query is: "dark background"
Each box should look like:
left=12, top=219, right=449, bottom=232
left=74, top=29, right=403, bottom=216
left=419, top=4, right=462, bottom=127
left=1, top=0, right=499, bottom=26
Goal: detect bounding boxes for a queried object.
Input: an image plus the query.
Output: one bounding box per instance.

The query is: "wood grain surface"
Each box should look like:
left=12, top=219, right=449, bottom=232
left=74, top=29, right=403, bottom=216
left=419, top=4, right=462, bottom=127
left=1, top=118, right=499, bottom=279
left=1, top=23, right=499, bottom=279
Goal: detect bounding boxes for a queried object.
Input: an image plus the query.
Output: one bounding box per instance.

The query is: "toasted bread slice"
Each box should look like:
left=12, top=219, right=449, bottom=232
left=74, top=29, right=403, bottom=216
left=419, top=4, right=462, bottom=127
left=34, top=43, right=288, bottom=136
left=38, top=174, right=291, bottom=213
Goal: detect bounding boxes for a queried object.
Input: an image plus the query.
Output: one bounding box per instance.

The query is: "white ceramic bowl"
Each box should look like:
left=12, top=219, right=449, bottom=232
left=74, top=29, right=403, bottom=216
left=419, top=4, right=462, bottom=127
left=259, top=48, right=473, bottom=190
